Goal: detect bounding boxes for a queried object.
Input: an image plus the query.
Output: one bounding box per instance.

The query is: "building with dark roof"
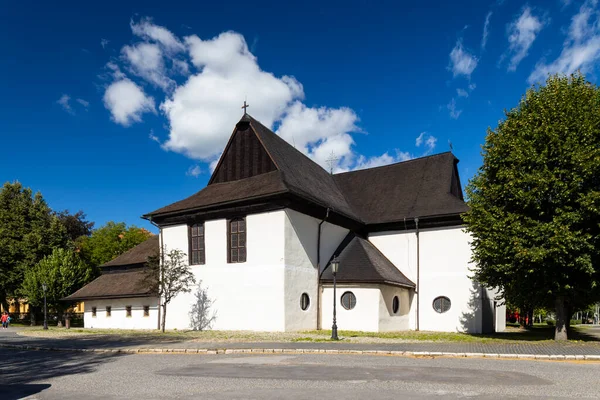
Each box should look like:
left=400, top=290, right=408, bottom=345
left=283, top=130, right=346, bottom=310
left=72, top=115, right=505, bottom=333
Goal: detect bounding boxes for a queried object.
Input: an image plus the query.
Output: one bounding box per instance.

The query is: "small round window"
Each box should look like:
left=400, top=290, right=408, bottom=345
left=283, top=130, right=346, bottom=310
left=433, top=296, right=451, bottom=313
left=300, top=293, right=310, bottom=311
left=392, top=296, right=399, bottom=314
left=341, top=291, right=356, bottom=310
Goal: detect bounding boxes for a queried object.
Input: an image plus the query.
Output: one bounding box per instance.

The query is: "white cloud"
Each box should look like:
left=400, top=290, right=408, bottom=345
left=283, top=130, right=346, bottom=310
left=57, top=94, right=74, bottom=114
left=447, top=98, right=462, bottom=119
left=103, top=79, right=156, bottom=126
left=149, top=129, right=160, bottom=143
left=457, top=88, right=469, bottom=97
left=529, top=0, right=600, bottom=83
left=482, top=12, right=493, bottom=49
left=103, top=19, right=403, bottom=172
left=100, top=38, right=109, bottom=49
left=415, top=132, right=437, bottom=155
left=505, top=7, right=545, bottom=71
left=469, top=83, right=477, bottom=91
left=130, top=17, right=184, bottom=54
left=449, top=40, right=478, bottom=78
left=122, top=42, right=173, bottom=91
left=353, top=151, right=412, bottom=171
left=186, top=165, right=202, bottom=177
left=76, top=98, right=89, bottom=108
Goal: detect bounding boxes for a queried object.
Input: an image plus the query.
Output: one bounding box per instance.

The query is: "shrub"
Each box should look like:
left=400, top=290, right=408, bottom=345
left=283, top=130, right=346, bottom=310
left=570, top=319, right=582, bottom=326
left=546, top=319, right=555, bottom=326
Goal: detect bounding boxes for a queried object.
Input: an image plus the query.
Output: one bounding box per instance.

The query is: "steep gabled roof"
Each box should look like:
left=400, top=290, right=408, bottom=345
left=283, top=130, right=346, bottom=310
left=100, top=235, right=159, bottom=268
left=333, top=152, right=468, bottom=225
left=321, top=234, right=415, bottom=288
left=63, top=269, right=154, bottom=301
left=144, top=114, right=359, bottom=220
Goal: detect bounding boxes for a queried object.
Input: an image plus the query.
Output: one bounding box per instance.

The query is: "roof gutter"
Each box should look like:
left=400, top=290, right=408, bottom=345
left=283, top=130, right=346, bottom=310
left=316, top=208, right=330, bottom=330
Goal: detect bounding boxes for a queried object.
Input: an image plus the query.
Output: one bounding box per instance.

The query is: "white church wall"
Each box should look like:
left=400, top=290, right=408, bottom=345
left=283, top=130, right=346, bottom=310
left=418, top=226, right=481, bottom=333
left=378, top=285, right=412, bottom=331
left=369, top=226, right=503, bottom=333
left=84, top=297, right=158, bottom=330
left=321, top=285, right=380, bottom=332
left=161, top=211, right=287, bottom=331
left=283, top=209, right=349, bottom=331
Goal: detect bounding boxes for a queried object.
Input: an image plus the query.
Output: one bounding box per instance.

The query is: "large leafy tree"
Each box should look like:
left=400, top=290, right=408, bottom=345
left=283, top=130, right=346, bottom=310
left=0, top=182, right=68, bottom=310
left=78, top=221, right=153, bottom=268
left=463, top=73, right=600, bottom=340
left=22, top=247, right=93, bottom=324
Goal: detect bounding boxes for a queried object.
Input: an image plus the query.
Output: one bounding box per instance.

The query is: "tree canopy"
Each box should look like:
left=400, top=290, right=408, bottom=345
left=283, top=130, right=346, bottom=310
left=77, top=221, right=153, bottom=268
left=21, top=247, right=93, bottom=322
left=463, top=73, right=600, bottom=340
left=0, top=182, right=68, bottom=307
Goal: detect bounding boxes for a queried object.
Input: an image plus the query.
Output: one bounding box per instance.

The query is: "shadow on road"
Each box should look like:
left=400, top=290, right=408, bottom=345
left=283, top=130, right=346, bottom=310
left=0, top=348, right=123, bottom=400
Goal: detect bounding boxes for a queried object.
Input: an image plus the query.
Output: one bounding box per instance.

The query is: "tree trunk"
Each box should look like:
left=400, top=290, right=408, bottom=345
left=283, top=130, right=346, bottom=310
left=30, top=306, right=37, bottom=326
left=161, top=304, right=167, bottom=333
left=555, top=297, right=569, bottom=341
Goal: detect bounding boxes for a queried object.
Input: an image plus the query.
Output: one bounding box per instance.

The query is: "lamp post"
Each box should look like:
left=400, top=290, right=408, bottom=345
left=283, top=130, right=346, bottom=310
left=42, top=282, right=48, bottom=330
left=331, top=256, right=339, bottom=340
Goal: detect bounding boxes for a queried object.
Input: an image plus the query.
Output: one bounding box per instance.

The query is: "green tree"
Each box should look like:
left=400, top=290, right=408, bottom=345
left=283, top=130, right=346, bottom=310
left=78, top=221, right=153, bottom=268
left=463, top=73, right=600, bottom=341
left=0, top=182, right=68, bottom=310
left=143, top=246, right=195, bottom=332
left=22, top=247, right=93, bottom=325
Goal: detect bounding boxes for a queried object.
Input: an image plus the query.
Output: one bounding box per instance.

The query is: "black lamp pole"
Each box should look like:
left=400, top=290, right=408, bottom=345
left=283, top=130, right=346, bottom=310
left=42, top=282, right=48, bottom=330
left=331, top=256, right=339, bottom=341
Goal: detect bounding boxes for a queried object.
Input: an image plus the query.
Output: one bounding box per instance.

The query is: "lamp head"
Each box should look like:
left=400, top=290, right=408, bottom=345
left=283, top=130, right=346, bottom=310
left=331, top=256, right=340, bottom=274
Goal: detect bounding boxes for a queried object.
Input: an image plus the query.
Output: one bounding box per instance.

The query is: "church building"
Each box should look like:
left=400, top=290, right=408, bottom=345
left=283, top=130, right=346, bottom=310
left=66, top=114, right=505, bottom=333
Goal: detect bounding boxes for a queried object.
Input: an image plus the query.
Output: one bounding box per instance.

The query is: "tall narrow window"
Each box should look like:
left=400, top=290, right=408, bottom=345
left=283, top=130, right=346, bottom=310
left=91, top=307, right=97, bottom=317
left=125, top=306, right=132, bottom=317
left=189, top=223, right=205, bottom=265
left=228, top=218, right=246, bottom=263
left=106, top=306, right=111, bottom=317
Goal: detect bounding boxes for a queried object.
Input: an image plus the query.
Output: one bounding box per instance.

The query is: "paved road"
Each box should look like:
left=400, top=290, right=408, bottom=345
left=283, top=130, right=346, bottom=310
left=1, top=348, right=599, bottom=399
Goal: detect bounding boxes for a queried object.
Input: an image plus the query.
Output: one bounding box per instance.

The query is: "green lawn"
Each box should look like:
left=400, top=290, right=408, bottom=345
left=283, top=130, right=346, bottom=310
left=17, top=325, right=600, bottom=344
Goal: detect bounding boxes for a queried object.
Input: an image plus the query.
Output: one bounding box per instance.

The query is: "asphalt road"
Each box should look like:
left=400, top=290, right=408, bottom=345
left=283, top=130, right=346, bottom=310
left=1, top=349, right=599, bottom=400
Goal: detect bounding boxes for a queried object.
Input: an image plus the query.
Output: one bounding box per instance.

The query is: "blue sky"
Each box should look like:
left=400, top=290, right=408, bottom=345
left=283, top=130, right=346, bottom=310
left=2, top=0, right=598, bottom=232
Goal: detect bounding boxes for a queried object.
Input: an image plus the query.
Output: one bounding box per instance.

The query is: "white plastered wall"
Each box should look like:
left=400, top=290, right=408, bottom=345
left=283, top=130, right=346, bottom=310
left=84, top=297, right=158, bottom=329
left=370, top=226, right=505, bottom=333
left=162, top=211, right=286, bottom=331
left=283, top=209, right=348, bottom=331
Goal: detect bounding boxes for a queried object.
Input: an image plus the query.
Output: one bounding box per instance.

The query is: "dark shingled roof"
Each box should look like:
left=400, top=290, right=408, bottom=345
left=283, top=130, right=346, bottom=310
left=334, top=153, right=469, bottom=224
left=63, top=269, right=154, bottom=301
left=144, top=115, right=467, bottom=224
left=321, top=235, right=415, bottom=288
left=101, top=235, right=160, bottom=268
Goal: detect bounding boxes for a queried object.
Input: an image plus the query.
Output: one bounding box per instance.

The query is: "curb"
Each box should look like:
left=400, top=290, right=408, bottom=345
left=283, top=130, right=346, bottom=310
left=2, top=343, right=600, bottom=361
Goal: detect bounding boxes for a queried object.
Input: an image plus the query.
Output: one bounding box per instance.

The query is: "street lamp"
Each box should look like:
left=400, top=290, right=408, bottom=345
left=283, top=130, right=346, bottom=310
left=42, top=282, right=48, bottom=330
left=331, top=256, right=340, bottom=341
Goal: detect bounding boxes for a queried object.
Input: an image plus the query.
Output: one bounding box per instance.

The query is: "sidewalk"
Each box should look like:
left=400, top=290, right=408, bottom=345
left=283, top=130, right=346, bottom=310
left=2, top=327, right=600, bottom=360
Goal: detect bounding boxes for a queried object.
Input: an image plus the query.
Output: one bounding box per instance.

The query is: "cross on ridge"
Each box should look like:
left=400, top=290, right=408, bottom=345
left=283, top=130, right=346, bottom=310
left=241, top=100, right=250, bottom=114
left=325, top=151, right=339, bottom=174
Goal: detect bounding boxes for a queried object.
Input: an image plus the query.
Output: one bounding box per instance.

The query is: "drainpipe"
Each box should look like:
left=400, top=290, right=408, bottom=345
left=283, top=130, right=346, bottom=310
left=148, top=216, right=162, bottom=331
left=415, top=217, right=420, bottom=331
left=316, top=208, right=330, bottom=330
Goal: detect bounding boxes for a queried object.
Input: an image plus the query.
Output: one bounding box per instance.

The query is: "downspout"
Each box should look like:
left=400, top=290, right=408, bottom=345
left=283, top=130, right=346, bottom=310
left=148, top=216, right=162, bottom=331
left=316, top=208, right=330, bottom=330
left=415, top=217, right=420, bottom=331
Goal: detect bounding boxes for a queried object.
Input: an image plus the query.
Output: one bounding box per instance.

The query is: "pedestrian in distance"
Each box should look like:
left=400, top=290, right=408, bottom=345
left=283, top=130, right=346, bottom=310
left=1, top=311, right=8, bottom=329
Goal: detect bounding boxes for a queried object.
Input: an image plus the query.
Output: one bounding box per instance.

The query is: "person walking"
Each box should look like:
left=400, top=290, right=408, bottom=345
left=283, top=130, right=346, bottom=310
left=1, top=312, right=8, bottom=329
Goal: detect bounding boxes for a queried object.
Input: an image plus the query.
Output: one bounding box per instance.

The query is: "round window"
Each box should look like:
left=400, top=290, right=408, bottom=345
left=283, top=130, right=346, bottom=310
left=392, top=296, right=399, bottom=314
left=341, top=291, right=356, bottom=310
left=300, top=293, right=310, bottom=311
left=433, top=296, right=451, bottom=313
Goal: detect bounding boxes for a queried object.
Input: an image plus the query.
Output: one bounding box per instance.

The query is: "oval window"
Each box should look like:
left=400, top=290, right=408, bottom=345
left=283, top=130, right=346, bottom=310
left=341, top=291, right=356, bottom=310
left=433, top=296, right=451, bottom=313
left=392, top=296, right=399, bottom=314
left=300, top=293, right=310, bottom=311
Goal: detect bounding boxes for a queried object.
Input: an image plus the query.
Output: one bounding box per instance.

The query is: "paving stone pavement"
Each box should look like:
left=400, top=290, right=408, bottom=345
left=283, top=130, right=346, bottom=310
left=2, top=328, right=600, bottom=357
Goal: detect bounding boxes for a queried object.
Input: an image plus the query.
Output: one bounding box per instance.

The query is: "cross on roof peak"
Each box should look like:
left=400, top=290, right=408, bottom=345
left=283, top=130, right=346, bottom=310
left=241, top=100, right=250, bottom=114
left=325, top=151, right=339, bottom=174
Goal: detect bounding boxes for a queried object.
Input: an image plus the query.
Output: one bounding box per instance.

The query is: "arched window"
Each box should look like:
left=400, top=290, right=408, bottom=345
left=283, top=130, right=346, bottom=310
left=392, top=296, right=400, bottom=314
left=433, top=296, right=451, bottom=313
left=341, top=291, right=356, bottom=310
left=300, top=293, right=310, bottom=311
